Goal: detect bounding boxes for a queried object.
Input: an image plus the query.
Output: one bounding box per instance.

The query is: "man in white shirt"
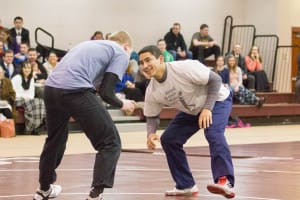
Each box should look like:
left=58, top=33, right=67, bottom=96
left=138, top=45, right=235, bottom=199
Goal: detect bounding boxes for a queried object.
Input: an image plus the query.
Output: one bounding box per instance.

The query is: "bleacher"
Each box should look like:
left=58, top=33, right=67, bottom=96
left=11, top=15, right=300, bottom=134
left=130, top=92, right=300, bottom=127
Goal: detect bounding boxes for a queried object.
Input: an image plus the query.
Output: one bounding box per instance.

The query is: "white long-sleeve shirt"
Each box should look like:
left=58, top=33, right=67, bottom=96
left=11, top=74, right=35, bottom=100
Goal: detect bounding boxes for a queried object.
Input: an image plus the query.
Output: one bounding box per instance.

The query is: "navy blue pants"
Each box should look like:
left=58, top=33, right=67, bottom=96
left=160, top=94, right=234, bottom=189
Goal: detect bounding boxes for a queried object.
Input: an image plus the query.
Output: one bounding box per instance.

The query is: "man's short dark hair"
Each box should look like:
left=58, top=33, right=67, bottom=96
left=200, top=24, right=209, bottom=30
left=47, top=51, right=58, bottom=58
left=20, top=42, right=30, bottom=47
left=173, top=22, right=181, bottom=27
left=138, top=45, right=162, bottom=59
left=157, top=38, right=165, bottom=44
left=28, top=48, right=37, bottom=53
left=14, top=16, right=23, bottom=22
left=3, top=49, right=14, bottom=56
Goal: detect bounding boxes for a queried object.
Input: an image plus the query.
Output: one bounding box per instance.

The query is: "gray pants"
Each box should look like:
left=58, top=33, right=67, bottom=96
left=38, top=86, right=121, bottom=190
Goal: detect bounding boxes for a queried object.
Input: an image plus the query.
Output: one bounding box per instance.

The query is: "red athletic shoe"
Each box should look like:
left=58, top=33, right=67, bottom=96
left=165, top=185, right=199, bottom=196
left=207, top=176, right=235, bottom=198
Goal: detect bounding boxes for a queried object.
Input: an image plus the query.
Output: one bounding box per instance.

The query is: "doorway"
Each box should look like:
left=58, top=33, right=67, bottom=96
left=291, top=27, right=300, bottom=92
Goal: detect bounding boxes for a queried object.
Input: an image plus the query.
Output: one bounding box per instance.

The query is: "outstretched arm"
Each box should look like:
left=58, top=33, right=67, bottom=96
left=99, top=72, right=135, bottom=111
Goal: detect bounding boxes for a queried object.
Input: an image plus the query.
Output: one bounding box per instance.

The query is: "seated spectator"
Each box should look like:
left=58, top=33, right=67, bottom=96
left=11, top=61, right=34, bottom=100
left=115, top=63, right=134, bottom=93
left=227, top=55, right=265, bottom=107
left=43, top=51, right=58, bottom=74
left=0, top=28, right=19, bottom=53
left=90, top=31, right=103, bottom=40
left=123, top=80, right=149, bottom=102
left=164, top=22, right=192, bottom=60
left=28, top=48, right=48, bottom=82
left=9, top=16, right=30, bottom=47
left=123, top=67, right=150, bottom=102
left=129, top=59, right=139, bottom=79
left=121, top=47, right=139, bottom=77
left=296, top=53, right=300, bottom=102
left=114, top=60, right=149, bottom=103
left=0, top=49, right=20, bottom=79
left=0, top=40, right=4, bottom=62
left=28, top=48, right=48, bottom=98
left=0, top=67, right=16, bottom=119
left=213, top=56, right=229, bottom=88
left=245, top=46, right=270, bottom=92
left=14, top=42, right=29, bottom=64
left=130, top=51, right=139, bottom=62
left=157, top=39, right=174, bottom=62
left=11, top=61, right=45, bottom=134
left=226, top=44, right=255, bottom=91
left=190, top=24, right=220, bottom=63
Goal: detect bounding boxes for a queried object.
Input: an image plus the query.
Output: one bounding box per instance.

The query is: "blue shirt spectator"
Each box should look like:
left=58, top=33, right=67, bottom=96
left=214, top=56, right=229, bottom=86
left=115, top=73, right=134, bottom=93
left=130, top=51, right=139, bottom=62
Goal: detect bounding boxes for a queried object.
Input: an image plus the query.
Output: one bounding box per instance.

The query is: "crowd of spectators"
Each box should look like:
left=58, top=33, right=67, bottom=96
left=0, top=16, right=55, bottom=134
left=1, top=15, right=291, bottom=134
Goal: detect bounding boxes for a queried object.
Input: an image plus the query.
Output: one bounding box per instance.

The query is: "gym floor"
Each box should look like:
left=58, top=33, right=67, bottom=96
left=0, top=125, right=299, bottom=200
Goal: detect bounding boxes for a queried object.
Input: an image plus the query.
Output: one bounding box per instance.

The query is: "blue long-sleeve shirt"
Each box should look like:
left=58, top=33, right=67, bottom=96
left=115, top=73, right=134, bottom=92
left=215, top=68, right=229, bottom=85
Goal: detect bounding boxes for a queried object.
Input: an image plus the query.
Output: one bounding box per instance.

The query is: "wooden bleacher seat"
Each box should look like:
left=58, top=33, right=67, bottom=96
left=132, top=93, right=300, bottom=121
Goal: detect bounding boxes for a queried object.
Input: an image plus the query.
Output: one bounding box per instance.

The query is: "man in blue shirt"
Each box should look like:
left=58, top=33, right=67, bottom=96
left=33, top=31, right=135, bottom=200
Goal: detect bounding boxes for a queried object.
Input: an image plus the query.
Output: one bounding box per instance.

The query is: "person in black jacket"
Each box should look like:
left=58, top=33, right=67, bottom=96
left=164, top=22, right=192, bottom=60
left=9, top=16, right=30, bottom=48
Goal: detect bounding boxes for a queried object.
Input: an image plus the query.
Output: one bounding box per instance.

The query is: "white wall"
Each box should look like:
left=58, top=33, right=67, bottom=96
left=277, top=0, right=300, bottom=45
left=243, top=0, right=300, bottom=45
left=0, top=0, right=245, bottom=51
left=242, top=0, right=278, bottom=36
left=2, top=0, right=297, bottom=50
left=233, top=0, right=300, bottom=46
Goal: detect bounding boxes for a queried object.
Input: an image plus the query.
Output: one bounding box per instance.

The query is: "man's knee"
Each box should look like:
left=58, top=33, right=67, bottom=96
left=168, top=50, right=177, bottom=60
left=248, top=74, right=255, bottom=82
left=213, top=45, right=221, bottom=54
left=192, top=46, right=205, bottom=60
left=160, top=131, right=177, bottom=147
left=247, top=74, right=256, bottom=89
left=160, top=132, right=170, bottom=146
left=186, top=50, right=193, bottom=59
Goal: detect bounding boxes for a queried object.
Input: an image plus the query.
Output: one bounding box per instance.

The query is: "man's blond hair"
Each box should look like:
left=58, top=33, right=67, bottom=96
left=108, top=31, right=132, bottom=48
